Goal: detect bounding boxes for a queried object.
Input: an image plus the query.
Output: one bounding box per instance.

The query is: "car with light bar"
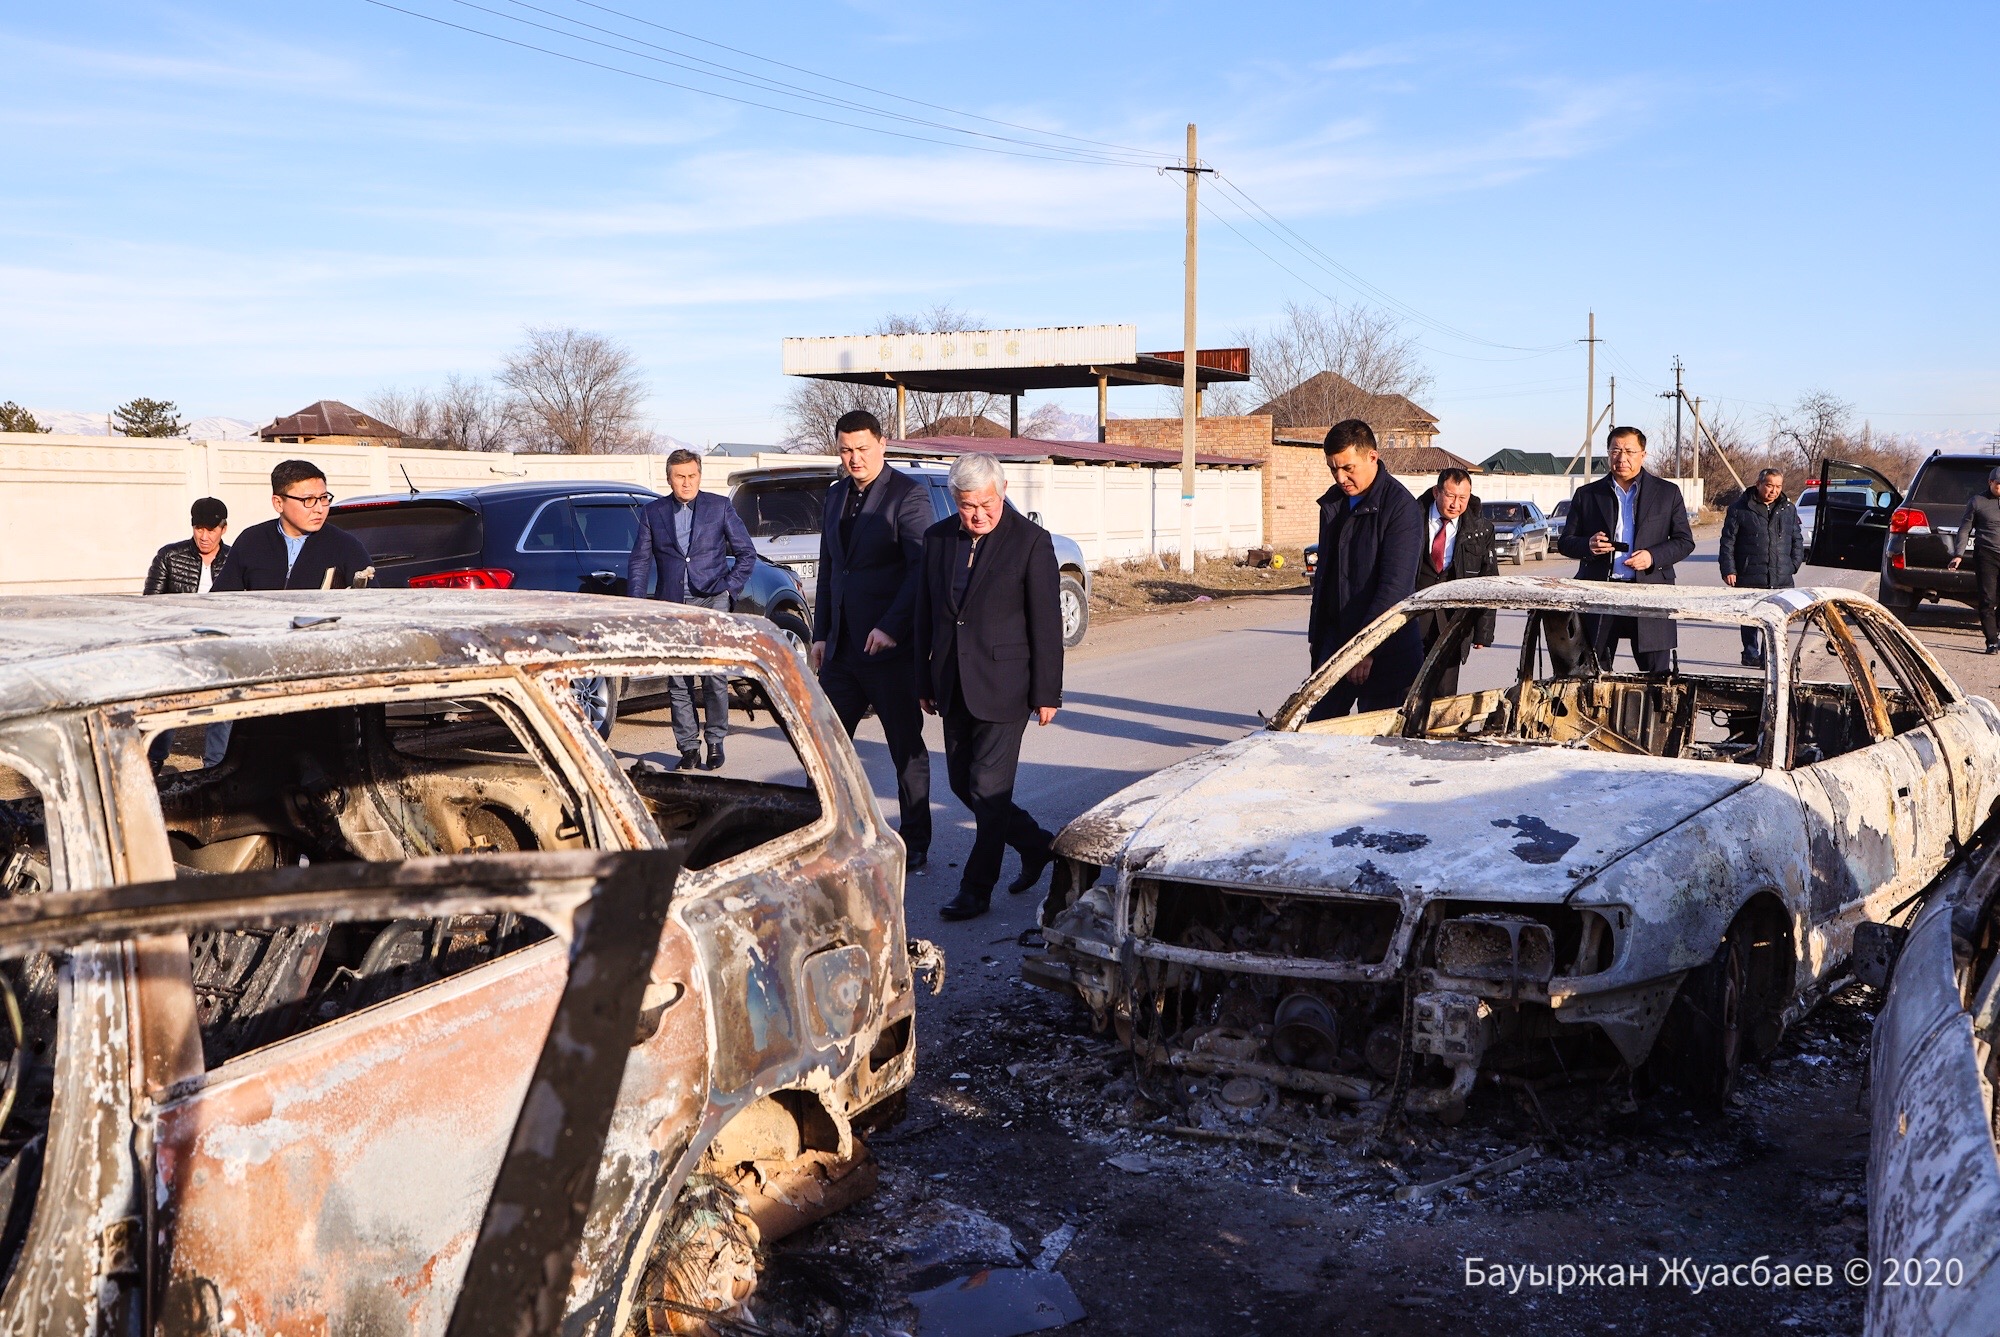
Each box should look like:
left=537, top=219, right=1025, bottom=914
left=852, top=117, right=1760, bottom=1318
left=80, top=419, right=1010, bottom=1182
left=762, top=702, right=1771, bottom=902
left=329, top=481, right=812, bottom=736
left=1808, top=451, right=1997, bottom=618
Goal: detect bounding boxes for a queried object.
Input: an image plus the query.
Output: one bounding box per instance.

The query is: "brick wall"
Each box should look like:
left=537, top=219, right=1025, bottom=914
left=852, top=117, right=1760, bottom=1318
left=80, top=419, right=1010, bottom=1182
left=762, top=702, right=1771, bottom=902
left=1106, top=415, right=1326, bottom=547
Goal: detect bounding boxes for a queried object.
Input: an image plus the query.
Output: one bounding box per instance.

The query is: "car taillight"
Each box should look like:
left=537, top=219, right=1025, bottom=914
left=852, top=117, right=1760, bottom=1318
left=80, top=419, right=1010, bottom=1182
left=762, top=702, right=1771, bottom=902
left=1889, top=507, right=1929, bottom=535
left=408, top=568, right=515, bottom=589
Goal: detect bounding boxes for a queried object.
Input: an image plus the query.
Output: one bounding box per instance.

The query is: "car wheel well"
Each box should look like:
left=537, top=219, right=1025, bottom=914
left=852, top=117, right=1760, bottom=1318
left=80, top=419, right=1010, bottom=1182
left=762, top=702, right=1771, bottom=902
left=1732, top=892, right=1794, bottom=1059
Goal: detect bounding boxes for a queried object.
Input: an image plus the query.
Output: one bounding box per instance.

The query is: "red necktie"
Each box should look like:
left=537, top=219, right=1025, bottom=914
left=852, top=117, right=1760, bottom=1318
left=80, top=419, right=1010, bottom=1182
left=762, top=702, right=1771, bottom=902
left=1431, top=519, right=1449, bottom=574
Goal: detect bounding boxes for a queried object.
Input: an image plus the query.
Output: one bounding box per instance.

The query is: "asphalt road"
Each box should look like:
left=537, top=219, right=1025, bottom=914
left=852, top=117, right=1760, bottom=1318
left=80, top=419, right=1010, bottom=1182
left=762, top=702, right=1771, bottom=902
left=613, top=522, right=1999, bottom=1022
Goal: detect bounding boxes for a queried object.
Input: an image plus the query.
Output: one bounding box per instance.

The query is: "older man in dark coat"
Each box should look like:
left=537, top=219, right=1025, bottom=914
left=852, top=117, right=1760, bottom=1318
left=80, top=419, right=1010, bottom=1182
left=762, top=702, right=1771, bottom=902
left=1412, top=468, right=1499, bottom=697
left=1556, top=426, right=1696, bottom=672
left=1718, top=468, right=1804, bottom=666
left=1306, top=419, right=1425, bottom=718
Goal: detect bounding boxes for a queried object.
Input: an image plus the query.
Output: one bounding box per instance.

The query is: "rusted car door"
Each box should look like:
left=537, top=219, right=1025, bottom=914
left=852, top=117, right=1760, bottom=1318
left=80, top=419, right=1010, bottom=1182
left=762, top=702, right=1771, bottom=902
left=94, top=679, right=705, bottom=1335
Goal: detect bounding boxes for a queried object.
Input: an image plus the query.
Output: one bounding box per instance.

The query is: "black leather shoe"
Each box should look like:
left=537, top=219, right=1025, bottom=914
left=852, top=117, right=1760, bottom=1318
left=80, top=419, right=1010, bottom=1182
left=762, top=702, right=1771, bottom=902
left=1987, top=642, right=2000, bottom=656
left=939, top=890, right=990, bottom=921
left=678, top=748, right=701, bottom=770
left=1007, top=845, right=1055, bottom=895
left=701, top=743, right=725, bottom=771
left=905, top=849, right=928, bottom=874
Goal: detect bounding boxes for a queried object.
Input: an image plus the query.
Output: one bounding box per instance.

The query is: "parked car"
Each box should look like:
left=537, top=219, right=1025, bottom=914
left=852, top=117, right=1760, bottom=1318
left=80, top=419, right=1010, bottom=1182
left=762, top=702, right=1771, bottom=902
left=1483, top=500, right=1552, bottom=564
left=1027, top=578, right=2000, bottom=1120
left=727, top=463, right=1095, bottom=648
left=1548, top=496, right=1572, bottom=537
left=1810, top=452, right=1996, bottom=617
left=330, top=480, right=812, bottom=735
left=1859, top=839, right=2000, bottom=1335
left=0, top=590, right=921, bottom=1332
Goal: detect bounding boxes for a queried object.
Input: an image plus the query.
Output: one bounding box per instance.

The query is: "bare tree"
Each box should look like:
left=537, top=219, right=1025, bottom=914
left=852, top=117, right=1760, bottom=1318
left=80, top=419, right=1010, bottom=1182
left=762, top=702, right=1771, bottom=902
left=366, top=387, right=441, bottom=443
left=1241, top=301, right=1433, bottom=431
left=500, top=327, right=647, bottom=454
left=1159, top=380, right=1252, bottom=418
left=1767, top=390, right=1855, bottom=473
left=780, top=376, right=897, bottom=451
left=437, top=375, right=509, bottom=452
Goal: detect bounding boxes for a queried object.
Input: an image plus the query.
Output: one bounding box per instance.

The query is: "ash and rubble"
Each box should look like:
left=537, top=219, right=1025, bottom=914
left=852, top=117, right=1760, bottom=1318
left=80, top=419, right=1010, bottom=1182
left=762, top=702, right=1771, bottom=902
left=752, top=978, right=1875, bottom=1336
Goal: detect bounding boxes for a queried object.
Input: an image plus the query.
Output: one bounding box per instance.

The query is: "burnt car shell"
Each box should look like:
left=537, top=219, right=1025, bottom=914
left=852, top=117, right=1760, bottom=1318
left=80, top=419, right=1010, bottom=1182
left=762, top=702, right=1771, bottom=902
left=0, top=590, right=918, bottom=1334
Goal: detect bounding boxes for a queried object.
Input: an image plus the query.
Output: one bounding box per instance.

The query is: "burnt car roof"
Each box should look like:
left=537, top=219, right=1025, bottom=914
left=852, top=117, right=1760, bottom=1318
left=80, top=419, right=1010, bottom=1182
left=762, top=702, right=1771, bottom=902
left=1403, top=576, right=1873, bottom=626
left=0, top=591, right=774, bottom=722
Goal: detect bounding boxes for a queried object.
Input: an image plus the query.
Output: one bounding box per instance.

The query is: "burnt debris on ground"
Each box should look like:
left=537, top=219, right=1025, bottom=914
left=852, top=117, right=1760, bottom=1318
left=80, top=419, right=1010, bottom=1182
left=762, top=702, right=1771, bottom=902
left=755, top=980, right=1874, bottom=1335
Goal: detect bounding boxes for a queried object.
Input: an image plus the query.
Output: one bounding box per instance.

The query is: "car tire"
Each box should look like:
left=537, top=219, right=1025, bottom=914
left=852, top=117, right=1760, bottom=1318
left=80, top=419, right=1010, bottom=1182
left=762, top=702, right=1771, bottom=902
left=1875, top=576, right=1917, bottom=618
left=631, top=1173, right=761, bottom=1336
left=1059, top=573, right=1089, bottom=648
left=573, top=674, right=619, bottom=740
left=768, top=607, right=812, bottom=659
left=1655, top=919, right=1751, bottom=1112
left=1533, top=539, right=1546, bottom=561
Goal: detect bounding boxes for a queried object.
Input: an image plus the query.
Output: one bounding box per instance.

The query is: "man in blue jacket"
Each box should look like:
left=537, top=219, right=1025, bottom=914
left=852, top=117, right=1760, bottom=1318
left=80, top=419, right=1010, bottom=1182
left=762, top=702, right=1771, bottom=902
left=1306, top=420, right=1425, bottom=719
left=629, top=449, right=758, bottom=770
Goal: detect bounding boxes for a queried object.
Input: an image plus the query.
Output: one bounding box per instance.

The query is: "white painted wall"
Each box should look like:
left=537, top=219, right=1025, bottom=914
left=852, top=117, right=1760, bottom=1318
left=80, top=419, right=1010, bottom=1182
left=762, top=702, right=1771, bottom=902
left=0, top=436, right=1263, bottom=594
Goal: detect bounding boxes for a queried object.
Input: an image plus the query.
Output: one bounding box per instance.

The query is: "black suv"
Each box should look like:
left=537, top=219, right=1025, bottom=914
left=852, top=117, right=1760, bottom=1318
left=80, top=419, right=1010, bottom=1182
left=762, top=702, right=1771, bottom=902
left=1808, top=452, right=1991, bottom=616
left=328, top=481, right=810, bottom=733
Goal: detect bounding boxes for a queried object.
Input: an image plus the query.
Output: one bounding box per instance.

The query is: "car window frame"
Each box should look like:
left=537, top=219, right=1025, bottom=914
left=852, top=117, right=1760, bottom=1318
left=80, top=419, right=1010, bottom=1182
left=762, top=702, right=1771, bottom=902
left=569, top=493, right=648, bottom=555
left=514, top=496, right=583, bottom=556
left=1782, top=604, right=1894, bottom=769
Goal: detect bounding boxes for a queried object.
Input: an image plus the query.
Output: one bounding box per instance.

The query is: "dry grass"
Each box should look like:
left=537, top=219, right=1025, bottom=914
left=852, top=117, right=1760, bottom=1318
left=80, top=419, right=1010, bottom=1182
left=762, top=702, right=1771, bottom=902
left=1089, top=547, right=1311, bottom=620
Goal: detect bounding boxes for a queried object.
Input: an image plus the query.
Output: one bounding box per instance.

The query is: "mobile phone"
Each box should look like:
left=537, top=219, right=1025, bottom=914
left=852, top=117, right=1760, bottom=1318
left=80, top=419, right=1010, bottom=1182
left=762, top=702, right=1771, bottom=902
left=1610, top=541, right=1631, bottom=553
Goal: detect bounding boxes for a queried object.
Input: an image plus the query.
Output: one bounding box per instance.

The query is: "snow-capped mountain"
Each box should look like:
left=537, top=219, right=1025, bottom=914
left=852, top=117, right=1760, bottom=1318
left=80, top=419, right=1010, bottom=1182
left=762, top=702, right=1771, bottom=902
left=22, top=409, right=258, bottom=439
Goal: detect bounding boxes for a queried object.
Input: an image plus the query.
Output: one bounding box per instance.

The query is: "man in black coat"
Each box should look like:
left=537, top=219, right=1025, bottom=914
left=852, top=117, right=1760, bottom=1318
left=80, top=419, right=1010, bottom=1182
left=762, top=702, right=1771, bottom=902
left=1718, top=468, right=1804, bottom=667
left=1306, top=419, right=1425, bottom=718
left=1555, top=426, right=1696, bottom=672
left=211, top=459, right=372, bottom=592
left=143, top=496, right=234, bottom=768
left=144, top=496, right=232, bottom=595
left=629, top=449, right=759, bottom=770
left=1411, top=469, right=1499, bottom=697
left=914, top=453, right=1063, bottom=920
left=811, top=410, right=933, bottom=870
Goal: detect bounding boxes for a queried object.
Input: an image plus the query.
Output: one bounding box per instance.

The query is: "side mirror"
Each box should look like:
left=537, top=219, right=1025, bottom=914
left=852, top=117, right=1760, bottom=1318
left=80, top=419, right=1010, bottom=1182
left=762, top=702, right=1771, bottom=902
left=1853, top=920, right=1908, bottom=992
left=1028, top=511, right=1044, bottom=526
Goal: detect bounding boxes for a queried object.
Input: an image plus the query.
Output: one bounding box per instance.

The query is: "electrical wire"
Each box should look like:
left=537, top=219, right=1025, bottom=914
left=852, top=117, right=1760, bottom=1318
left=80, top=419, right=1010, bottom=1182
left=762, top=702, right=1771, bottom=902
left=360, top=0, right=1157, bottom=166
left=551, top=0, right=1174, bottom=161
left=454, top=0, right=1171, bottom=165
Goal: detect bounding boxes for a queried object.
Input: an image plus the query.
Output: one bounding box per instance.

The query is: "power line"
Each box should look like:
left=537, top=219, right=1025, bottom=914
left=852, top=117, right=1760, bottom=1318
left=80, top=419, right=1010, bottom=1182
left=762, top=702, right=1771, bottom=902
left=456, top=0, right=1169, bottom=165
left=554, top=0, right=1172, bottom=161
left=360, top=0, right=1154, bottom=166
left=1207, top=172, right=1570, bottom=355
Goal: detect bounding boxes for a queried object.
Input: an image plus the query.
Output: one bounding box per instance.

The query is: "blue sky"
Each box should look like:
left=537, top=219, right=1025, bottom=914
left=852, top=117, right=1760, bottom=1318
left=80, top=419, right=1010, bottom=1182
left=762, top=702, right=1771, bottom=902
left=3, top=2, right=1996, bottom=452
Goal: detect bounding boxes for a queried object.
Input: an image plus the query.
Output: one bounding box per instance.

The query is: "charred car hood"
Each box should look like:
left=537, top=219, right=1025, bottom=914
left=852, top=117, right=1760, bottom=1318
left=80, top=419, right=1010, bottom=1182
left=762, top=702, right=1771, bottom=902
left=1058, top=732, right=1756, bottom=901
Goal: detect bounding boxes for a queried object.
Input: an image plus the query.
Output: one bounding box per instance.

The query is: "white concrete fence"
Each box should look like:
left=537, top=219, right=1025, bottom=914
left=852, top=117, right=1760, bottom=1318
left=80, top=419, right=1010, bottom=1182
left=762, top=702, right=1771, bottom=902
left=0, top=435, right=1263, bottom=595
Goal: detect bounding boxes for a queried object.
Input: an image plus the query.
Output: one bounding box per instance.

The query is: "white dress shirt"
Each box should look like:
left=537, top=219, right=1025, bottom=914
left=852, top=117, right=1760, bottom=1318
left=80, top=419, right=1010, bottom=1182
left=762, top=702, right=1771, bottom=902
left=1425, top=506, right=1460, bottom=569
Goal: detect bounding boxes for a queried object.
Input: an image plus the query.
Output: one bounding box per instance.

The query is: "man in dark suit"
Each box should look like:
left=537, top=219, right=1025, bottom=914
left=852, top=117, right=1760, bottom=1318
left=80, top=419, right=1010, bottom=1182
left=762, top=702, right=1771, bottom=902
left=914, top=453, right=1062, bottom=921
left=1306, top=419, right=1425, bottom=719
left=811, top=410, right=933, bottom=871
left=1555, top=426, right=1696, bottom=672
left=629, top=448, right=758, bottom=770
left=211, top=459, right=373, bottom=591
left=1412, top=468, right=1498, bottom=697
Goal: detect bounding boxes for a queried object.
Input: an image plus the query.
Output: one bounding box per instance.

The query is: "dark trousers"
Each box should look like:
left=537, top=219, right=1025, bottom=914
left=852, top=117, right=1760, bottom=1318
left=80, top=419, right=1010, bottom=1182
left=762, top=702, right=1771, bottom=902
left=1979, top=551, right=2000, bottom=644
left=941, top=693, right=1050, bottom=897
left=1738, top=626, right=1764, bottom=661
left=820, top=633, right=932, bottom=855
left=669, top=593, right=731, bottom=751
left=1590, top=615, right=1672, bottom=673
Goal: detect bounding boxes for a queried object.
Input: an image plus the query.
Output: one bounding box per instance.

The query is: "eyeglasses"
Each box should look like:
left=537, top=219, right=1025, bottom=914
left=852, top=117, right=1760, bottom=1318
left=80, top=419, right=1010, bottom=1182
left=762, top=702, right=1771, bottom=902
left=280, top=492, right=335, bottom=507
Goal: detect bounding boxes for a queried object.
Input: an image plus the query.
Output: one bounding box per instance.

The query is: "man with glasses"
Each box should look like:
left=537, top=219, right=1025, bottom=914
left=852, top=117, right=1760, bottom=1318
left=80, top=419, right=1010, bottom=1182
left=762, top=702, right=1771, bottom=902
left=1555, top=426, right=1695, bottom=672
left=212, top=459, right=372, bottom=591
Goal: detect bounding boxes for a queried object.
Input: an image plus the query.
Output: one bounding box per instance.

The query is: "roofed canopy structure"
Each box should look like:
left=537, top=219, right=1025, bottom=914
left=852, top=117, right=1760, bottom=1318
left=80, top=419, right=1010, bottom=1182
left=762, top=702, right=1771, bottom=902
left=781, top=323, right=1250, bottom=441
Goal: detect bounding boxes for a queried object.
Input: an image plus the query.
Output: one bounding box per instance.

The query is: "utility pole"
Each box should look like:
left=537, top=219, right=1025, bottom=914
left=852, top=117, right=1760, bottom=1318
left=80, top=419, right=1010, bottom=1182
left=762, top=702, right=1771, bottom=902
left=1608, top=375, right=1616, bottom=444
left=1692, top=395, right=1702, bottom=483
left=1673, top=357, right=1685, bottom=475
left=1579, top=311, right=1599, bottom=476
left=1165, top=124, right=1212, bottom=573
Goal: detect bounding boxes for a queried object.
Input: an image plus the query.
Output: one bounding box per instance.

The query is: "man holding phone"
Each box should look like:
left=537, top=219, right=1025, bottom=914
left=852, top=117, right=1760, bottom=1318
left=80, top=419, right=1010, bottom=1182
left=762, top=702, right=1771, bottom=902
left=1555, top=426, right=1695, bottom=671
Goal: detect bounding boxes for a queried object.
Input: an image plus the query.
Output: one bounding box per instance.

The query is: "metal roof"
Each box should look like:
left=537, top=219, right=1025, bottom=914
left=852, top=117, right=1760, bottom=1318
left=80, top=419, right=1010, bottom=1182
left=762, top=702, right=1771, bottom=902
left=782, top=324, right=1250, bottom=394
left=885, top=435, right=1250, bottom=468
left=259, top=400, right=404, bottom=441
left=0, top=591, right=780, bottom=723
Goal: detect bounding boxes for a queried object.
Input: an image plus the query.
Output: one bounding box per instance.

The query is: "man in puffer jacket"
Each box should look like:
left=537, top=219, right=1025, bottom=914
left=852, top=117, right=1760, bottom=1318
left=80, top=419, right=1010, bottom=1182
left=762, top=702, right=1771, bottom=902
left=1718, top=468, right=1804, bottom=667
left=142, top=497, right=232, bottom=768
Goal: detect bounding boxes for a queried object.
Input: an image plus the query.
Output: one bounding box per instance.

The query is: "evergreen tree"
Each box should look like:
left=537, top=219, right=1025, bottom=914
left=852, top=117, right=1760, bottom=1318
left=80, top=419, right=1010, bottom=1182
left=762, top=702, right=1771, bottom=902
left=112, top=398, right=185, bottom=438
left=0, top=402, right=49, bottom=433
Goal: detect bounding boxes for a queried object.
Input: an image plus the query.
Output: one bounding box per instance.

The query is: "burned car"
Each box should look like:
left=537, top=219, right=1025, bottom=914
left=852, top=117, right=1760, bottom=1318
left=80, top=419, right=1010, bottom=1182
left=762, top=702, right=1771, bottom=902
left=1029, top=577, right=2000, bottom=1118
left=0, top=591, right=920, bottom=1333
left=1861, top=836, right=2000, bottom=1335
